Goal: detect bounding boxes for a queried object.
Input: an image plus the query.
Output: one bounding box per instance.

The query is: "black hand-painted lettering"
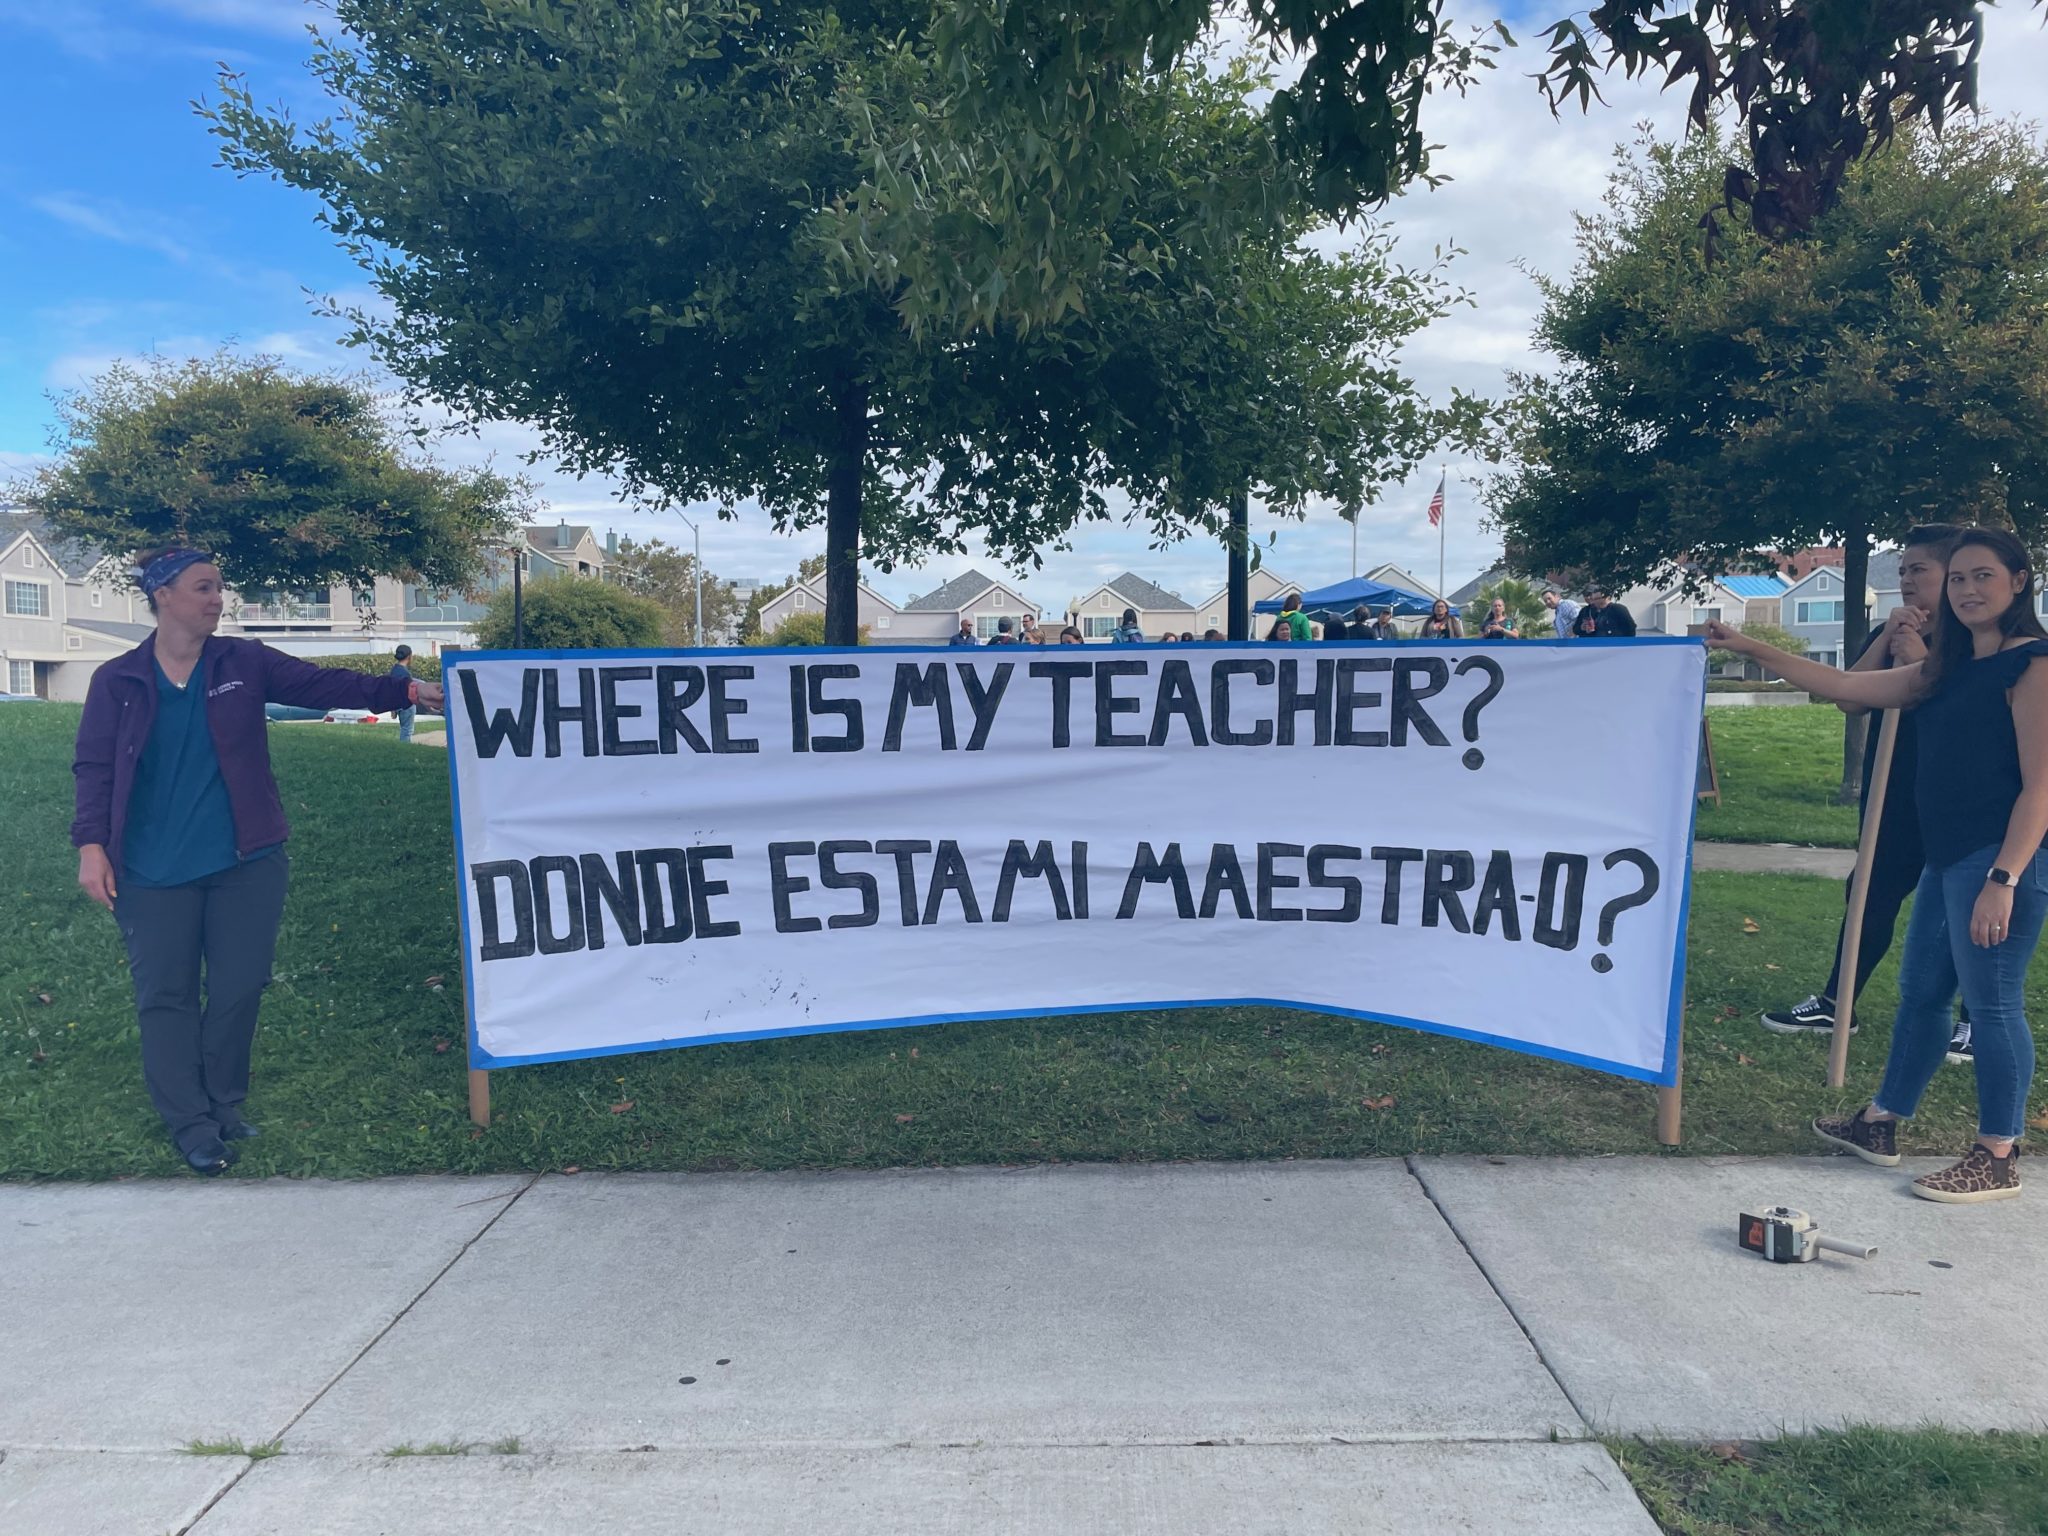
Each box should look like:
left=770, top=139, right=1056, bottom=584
left=1535, top=852, right=1588, bottom=951
left=1199, top=843, right=1254, bottom=919
left=473, top=860, right=535, bottom=959
left=1422, top=848, right=1475, bottom=931
left=1371, top=846, right=1425, bottom=924
left=686, top=846, right=741, bottom=937
left=1118, top=841, right=1195, bottom=919
left=598, top=667, right=657, bottom=756
left=769, top=841, right=821, bottom=933
left=819, top=840, right=881, bottom=929
left=460, top=670, right=540, bottom=759
left=1029, top=660, right=1091, bottom=748
left=1335, top=657, right=1391, bottom=747
left=707, top=666, right=758, bottom=754
left=922, top=839, right=984, bottom=924
left=636, top=849, right=694, bottom=943
left=655, top=666, right=712, bottom=754
left=1210, top=659, right=1275, bottom=746
left=874, top=839, right=932, bottom=925
left=1148, top=659, right=1209, bottom=747
left=1276, top=660, right=1333, bottom=747
left=883, top=664, right=957, bottom=751
left=530, top=854, right=588, bottom=953
left=1257, top=842, right=1305, bottom=922
left=1471, top=849, right=1522, bottom=940
left=1094, top=659, right=1148, bottom=747
left=1391, top=658, right=1450, bottom=747
left=993, top=839, right=1073, bottom=922
left=957, top=662, right=1012, bottom=751
left=1306, top=844, right=1364, bottom=923
left=579, top=851, right=642, bottom=948
left=806, top=664, right=864, bottom=753
left=541, top=668, right=600, bottom=759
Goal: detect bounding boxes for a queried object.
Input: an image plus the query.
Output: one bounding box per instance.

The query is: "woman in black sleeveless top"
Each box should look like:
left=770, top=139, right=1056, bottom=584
left=1708, top=528, right=2048, bottom=1203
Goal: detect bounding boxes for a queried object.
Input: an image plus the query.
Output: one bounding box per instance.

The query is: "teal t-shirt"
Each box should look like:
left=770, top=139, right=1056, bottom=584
left=122, top=661, right=268, bottom=888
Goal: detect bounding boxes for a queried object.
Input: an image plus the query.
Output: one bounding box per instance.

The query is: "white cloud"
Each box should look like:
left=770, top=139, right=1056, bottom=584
left=145, top=0, right=325, bottom=37
left=31, top=193, right=193, bottom=264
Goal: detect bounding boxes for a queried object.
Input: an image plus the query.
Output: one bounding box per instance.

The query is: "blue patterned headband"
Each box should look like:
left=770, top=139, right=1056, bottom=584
left=139, top=549, right=213, bottom=596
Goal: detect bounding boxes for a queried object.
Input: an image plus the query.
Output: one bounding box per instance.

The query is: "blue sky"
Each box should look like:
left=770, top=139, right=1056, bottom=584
left=5, top=2, right=2045, bottom=611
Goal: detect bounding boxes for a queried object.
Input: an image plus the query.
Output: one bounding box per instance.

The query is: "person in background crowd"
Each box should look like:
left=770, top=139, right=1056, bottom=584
left=1762, top=525, right=1972, bottom=1065
left=1202, top=628, right=1223, bottom=641
left=1323, top=613, right=1350, bottom=641
left=1372, top=607, right=1399, bottom=640
left=1059, top=626, right=1085, bottom=644
left=1478, top=597, right=1518, bottom=640
left=1268, top=619, right=1294, bottom=641
left=1585, top=588, right=1637, bottom=636
left=71, top=548, right=444, bottom=1176
left=1420, top=598, right=1462, bottom=639
left=389, top=644, right=416, bottom=743
left=1572, top=601, right=1602, bottom=638
left=1706, top=526, right=2048, bottom=1204
left=1111, top=608, right=1145, bottom=644
left=1160, top=631, right=1180, bottom=643
left=989, top=618, right=1018, bottom=645
left=1348, top=605, right=1375, bottom=638
left=1179, top=631, right=1195, bottom=643
left=949, top=620, right=978, bottom=646
left=1279, top=592, right=1313, bottom=642
left=1018, top=615, right=1043, bottom=645
left=1543, top=589, right=1581, bottom=639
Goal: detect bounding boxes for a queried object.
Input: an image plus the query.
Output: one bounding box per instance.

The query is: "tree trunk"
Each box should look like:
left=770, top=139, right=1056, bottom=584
left=1226, top=488, right=1250, bottom=641
left=1838, top=510, right=1871, bottom=805
left=825, top=374, right=867, bottom=647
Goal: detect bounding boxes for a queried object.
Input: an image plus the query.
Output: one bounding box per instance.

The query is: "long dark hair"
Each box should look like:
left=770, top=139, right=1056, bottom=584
left=1922, top=527, right=2048, bottom=692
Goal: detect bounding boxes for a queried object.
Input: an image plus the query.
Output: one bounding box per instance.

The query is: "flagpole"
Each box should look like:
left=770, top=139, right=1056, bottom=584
left=1437, top=466, right=1447, bottom=598
left=1351, top=513, right=1358, bottom=579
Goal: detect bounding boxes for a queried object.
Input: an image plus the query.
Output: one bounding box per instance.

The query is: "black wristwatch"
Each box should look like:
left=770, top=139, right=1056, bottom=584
left=1987, top=867, right=2017, bottom=887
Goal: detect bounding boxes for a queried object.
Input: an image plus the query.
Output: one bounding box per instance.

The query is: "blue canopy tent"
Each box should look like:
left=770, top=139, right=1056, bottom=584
left=1253, top=575, right=1437, bottom=620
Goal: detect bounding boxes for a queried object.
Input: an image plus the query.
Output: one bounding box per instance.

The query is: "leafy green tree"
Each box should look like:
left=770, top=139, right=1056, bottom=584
left=1489, top=121, right=2048, bottom=799
left=896, top=1, right=2042, bottom=331
left=1463, top=578, right=1547, bottom=638
left=608, top=536, right=743, bottom=647
left=11, top=352, right=524, bottom=595
left=472, top=578, right=666, bottom=651
left=756, top=611, right=870, bottom=647
left=206, top=9, right=1464, bottom=646
left=1710, top=620, right=1803, bottom=675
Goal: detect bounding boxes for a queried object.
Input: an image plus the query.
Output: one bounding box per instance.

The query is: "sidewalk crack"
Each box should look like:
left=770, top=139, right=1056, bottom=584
left=1403, top=1157, right=1596, bottom=1435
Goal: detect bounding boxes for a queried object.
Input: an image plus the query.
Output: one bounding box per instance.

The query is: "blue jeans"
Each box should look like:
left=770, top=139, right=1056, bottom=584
left=397, top=705, right=416, bottom=743
left=1874, top=842, right=2046, bottom=1139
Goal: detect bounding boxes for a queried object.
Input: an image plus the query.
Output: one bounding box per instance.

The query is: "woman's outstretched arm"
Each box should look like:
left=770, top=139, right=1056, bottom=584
left=1702, top=622, right=1924, bottom=710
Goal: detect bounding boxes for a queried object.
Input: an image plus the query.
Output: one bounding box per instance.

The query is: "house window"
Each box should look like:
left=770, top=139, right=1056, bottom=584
left=65, top=634, right=83, bottom=650
left=975, top=615, right=1007, bottom=640
left=1206, top=613, right=1220, bottom=629
left=7, top=659, right=32, bottom=695
left=794, top=592, right=807, bottom=610
left=4, top=579, right=51, bottom=617
left=1816, top=573, right=1831, bottom=591
left=1100, top=594, right=1112, bottom=609
left=90, top=588, right=103, bottom=607
left=1796, top=600, right=1846, bottom=624
left=1691, top=606, right=1722, bottom=625
left=22, top=548, right=36, bottom=568
left=993, top=592, right=1005, bottom=610
left=1082, top=615, right=1118, bottom=638
left=873, top=614, right=890, bottom=629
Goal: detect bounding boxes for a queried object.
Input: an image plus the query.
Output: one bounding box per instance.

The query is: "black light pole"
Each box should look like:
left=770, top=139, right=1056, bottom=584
left=512, top=544, right=525, bottom=648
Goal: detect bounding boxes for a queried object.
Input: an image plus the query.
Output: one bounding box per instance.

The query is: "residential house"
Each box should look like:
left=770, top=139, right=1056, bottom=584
left=1189, top=567, right=1298, bottom=634
left=754, top=572, right=906, bottom=640
left=901, top=569, right=1042, bottom=643
left=1064, top=572, right=1196, bottom=641
left=1778, top=551, right=1907, bottom=667
left=1625, top=573, right=1788, bottom=636
left=2, top=511, right=155, bottom=700
left=1364, top=561, right=1437, bottom=599
left=1447, top=565, right=1563, bottom=611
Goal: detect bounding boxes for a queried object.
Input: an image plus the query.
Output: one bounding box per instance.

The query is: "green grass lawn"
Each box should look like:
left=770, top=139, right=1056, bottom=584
left=2, top=702, right=2020, bottom=1180
left=1614, top=1428, right=2048, bottom=1536
left=1696, top=705, right=1863, bottom=847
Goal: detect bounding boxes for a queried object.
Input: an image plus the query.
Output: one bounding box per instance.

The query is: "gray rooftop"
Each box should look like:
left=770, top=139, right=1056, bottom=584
left=67, top=618, right=154, bottom=643
left=1103, top=572, right=1193, bottom=612
left=5, top=510, right=115, bottom=580
left=904, top=570, right=1004, bottom=611
left=1448, top=566, right=1563, bottom=607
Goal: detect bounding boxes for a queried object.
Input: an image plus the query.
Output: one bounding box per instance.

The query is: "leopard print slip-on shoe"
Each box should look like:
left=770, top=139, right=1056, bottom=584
left=1912, top=1143, right=2021, bottom=1204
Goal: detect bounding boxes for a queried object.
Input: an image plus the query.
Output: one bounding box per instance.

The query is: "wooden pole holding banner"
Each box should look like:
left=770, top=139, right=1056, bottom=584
left=1657, top=1013, right=1684, bottom=1147
left=469, top=1067, right=490, bottom=1127
left=1829, top=708, right=1899, bottom=1088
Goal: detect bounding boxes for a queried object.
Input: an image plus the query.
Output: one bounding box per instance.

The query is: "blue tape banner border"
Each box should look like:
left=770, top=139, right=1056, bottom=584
left=443, top=638, right=1701, bottom=1089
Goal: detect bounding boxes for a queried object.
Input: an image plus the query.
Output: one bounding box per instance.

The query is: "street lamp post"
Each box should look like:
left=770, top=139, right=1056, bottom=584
left=509, top=536, right=525, bottom=648
left=675, top=512, right=703, bottom=646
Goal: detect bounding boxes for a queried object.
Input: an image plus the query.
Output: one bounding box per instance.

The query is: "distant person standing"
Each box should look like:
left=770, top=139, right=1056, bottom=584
left=989, top=618, right=1018, bottom=645
left=1543, top=590, right=1581, bottom=639
left=1018, top=615, right=1043, bottom=645
left=1058, top=625, right=1085, bottom=644
left=1572, top=602, right=1602, bottom=639
left=949, top=620, right=978, bottom=646
left=389, top=644, right=416, bottom=743
left=1420, top=599, right=1462, bottom=639
left=1279, top=593, right=1313, bottom=642
left=1111, top=608, right=1145, bottom=644
left=1585, top=588, right=1637, bottom=637
left=1371, top=607, right=1399, bottom=640
left=1478, top=598, right=1518, bottom=640
left=1323, top=614, right=1350, bottom=641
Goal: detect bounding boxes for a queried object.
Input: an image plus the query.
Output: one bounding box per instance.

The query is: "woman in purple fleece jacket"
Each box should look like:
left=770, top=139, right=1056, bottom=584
left=71, top=549, right=446, bottom=1174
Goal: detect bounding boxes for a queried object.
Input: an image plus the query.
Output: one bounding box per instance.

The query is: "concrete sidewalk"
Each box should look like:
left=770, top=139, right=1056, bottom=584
left=4, top=1157, right=2041, bottom=1535
left=1693, top=842, right=1856, bottom=877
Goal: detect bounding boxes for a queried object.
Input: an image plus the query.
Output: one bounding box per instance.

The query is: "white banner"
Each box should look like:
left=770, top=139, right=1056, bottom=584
left=447, top=640, right=1702, bottom=1084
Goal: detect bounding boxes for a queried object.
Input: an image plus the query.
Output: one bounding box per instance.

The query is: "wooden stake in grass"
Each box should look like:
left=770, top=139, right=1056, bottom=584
left=1831, top=709, right=1899, bottom=1089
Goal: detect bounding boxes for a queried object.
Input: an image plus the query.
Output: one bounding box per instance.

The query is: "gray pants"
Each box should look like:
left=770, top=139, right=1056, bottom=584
left=114, top=853, right=290, bottom=1153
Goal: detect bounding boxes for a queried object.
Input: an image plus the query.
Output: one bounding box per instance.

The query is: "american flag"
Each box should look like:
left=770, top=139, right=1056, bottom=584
left=1426, top=473, right=1446, bottom=528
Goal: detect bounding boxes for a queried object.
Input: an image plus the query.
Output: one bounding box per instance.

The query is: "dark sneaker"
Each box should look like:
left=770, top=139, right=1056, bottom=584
left=1763, top=995, right=1856, bottom=1036
left=1945, top=1019, right=1974, bottom=1066
left=1813, top=1108, right=1901, bottom=1166
left=1912, top=1143, right=2020, bottom=1204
